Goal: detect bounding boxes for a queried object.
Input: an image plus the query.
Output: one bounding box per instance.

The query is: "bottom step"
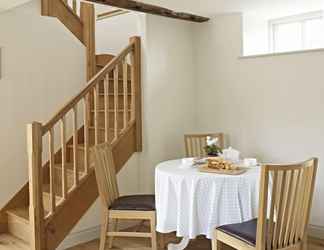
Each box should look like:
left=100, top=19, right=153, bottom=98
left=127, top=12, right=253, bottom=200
left=6, top=207, right=30, bottom=244
left=0, top=234, right=29, bottom=250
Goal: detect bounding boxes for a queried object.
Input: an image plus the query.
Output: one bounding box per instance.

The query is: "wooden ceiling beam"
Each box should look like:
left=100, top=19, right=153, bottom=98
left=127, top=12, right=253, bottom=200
left=84, top=0, right=210, bottom=23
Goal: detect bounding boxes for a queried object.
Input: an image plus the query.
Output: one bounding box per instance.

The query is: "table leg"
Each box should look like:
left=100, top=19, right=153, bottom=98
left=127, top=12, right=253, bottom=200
left=168, top=236, right=190, bottom=250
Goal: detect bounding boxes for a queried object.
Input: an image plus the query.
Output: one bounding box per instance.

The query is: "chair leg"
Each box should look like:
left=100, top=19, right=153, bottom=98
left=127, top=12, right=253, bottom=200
left=108, top=219, right=118, bottom=249
left=150, top=213, right=158, bottom=250
left=159, top=233, right=165, bottom=249
left=212, top=239, right=223, bottom=250
left=100, top=210, right=109, bottom=250
left=301, top=236, right=308, bottom=250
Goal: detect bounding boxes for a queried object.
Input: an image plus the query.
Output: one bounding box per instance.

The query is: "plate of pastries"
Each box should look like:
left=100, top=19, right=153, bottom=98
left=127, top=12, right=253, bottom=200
left=198, top=157, right=247, bottom=175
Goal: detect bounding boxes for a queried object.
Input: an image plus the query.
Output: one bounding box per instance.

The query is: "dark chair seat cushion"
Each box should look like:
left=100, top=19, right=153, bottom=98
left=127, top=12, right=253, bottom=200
left=109, top=195, right=155, bottom=211
left=217, top=218, right=257, bottom=246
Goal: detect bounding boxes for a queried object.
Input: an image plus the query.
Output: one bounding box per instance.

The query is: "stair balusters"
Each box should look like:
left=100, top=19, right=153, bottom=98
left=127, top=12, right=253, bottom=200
left=84, top=94, right=90, bottom=174
left=73, top=106, right=79, bottom=187
left=104, top=74, right=110, bottom=142
left=123, top=58, right=128, bottom=130
left=26, top=38, right=141, bottom=250
left=113, top=66, right=119, bottom=141
left=61, top=117, right=68, bottom=199
left=49, top=128, right=56, bottom=214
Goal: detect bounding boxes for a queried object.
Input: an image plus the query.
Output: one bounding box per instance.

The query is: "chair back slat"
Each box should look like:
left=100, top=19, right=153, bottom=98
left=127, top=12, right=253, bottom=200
left=256, top=158, right=318, bottom=250
left=184, top=133, right=224, bottom=158
left=93, top=143, right=119, bottom=208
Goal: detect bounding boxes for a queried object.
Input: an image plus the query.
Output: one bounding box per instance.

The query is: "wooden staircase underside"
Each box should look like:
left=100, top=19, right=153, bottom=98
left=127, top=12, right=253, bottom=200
left=0, top=1, right=142, bottom=248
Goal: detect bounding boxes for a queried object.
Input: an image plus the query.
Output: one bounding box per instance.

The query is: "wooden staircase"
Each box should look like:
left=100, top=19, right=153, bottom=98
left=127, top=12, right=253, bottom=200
left=0, top=1, right=141, bottom=249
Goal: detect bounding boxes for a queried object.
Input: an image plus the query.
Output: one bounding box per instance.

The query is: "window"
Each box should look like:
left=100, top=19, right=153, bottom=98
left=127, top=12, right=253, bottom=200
left=269, top=11, right=324, bottom=53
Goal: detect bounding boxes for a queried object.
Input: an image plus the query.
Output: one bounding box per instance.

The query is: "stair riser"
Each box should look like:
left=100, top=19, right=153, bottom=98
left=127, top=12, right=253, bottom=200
left=96, top=64, right=131, bottom=79
left=94, top=95, right=132, bottom=110
left=90, top=112, right=131, bottom=128
left=97, top=80, right=132, bottom=94
left=67, top=147, right=95, bottom=170
left=53, top=167, right=76, bottom=195
left=88, top=129, right=117, bottom=145
left=43, top=193, right=62, bottom=214
left=7, top=215, right=30, bottom=243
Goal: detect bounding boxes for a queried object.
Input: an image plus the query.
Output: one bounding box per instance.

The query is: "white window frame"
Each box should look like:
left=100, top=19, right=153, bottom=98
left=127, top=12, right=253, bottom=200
left=268, top=11, right=324, bottom=53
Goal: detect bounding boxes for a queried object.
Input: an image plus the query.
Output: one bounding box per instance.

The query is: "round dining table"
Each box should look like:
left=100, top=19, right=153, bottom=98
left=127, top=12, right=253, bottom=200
left=155, top=159, right=261, bottom=250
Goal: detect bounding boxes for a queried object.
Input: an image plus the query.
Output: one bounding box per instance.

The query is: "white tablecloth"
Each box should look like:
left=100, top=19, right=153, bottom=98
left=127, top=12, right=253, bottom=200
left=155, top=159, right=261, bottom=239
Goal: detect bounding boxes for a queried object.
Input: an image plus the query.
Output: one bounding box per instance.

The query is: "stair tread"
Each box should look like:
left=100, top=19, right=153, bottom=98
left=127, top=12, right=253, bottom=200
left=54, top=162, right=76, bottom=171
left=90, top=109, right=131, bottom=112
left=6, top=207, right=29, bottom=224
left=43, top=184, right=64, bottom=200
left=99, top=93, right=132, bottom=96
left=0, top=234, right=29, bottom=250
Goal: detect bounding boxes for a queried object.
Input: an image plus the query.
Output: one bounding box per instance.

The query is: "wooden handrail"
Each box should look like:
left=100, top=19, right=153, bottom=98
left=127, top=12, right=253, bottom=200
left=42, top=42, right=135, bottom=134
left=27, top=37, right=141, bottom=245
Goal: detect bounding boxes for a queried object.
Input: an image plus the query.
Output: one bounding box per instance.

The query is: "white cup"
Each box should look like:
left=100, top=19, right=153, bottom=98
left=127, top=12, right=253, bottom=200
left=244, top=158, right=257, bottom=167
left=180, top=158, right=194, bottom=168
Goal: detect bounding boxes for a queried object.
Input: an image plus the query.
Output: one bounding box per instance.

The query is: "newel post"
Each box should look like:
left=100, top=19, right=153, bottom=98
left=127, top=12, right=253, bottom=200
left=27, top=122, right=45, bottom=250
left=80, top=2, right=96, bottom=81
left=130, top=36, right=142, bottom=152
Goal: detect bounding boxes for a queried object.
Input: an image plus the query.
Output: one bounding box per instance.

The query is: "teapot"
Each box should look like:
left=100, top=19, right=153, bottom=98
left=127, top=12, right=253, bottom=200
left=221, top=147, right=240, bottom=163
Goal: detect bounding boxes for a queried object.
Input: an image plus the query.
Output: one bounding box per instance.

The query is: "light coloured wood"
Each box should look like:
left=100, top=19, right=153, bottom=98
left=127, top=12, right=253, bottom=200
left=0, top=183, right=29, bottom=233
left=104, top=74, right=110, bottom=142
left=80, top=2, right=96, bottom=81
left=84, top=95, right=90, bottom=174
left=94, top=84, right=100, bottom=144
left=130, top=50, right=135, bottom=122
left=198, top=165, right=247, bottom=175
left=213, top=158, right=318, bottom=250
left=60, top=117, right=68, bottom=199
left=8, top=30, right=141, bottom=250
left=0, top=234, right=30, bottom=250
left=100, top=209, right=109, bottom=250
left=72, top=0, right=77, bottom=14
left=52, top=0, right=83, bottom=42
left=45, top=171, right=99, bottom=250
left=42, top=43, right=134, bottom=134
left=27, top=122, right=45, bottom=250
left=93, top=144, right=157, bottom=250
left=114, top=66, right=119, bottom=141
left=7, top=212, right=30, bottom=243
left=73, top=107, right=79, bottom=187
left=49, top=128, right=56, bottom=214
left=67, top=234, right=322, bottom=250
left=123, top=59, right=128, bottom=129
left=130, top=36, right=142, bottom=152
left=85, top=0, right=210, bottom=22
left=111, top=121, right=136, bottom=172
left=97, top=9, right=130, bottom=20
left=184, top=133, right=225, bottom=158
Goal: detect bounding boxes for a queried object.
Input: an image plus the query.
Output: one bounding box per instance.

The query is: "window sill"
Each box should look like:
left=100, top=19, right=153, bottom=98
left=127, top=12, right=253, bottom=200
left=239, top=48, right=324, bottom=59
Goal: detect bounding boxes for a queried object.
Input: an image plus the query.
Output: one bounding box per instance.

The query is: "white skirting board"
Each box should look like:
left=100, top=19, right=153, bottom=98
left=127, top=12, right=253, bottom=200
left=57, top=220, right=140, bottom=250
left=309, top=224, right=324, bottom=240
left=57, top=223, right=324, bottom=249
left=57, top=225, right=101, bottom=250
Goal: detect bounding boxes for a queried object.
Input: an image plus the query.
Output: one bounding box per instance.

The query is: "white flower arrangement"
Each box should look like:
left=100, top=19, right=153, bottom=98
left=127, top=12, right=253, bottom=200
left=205, top=136, right=222, bottom=156
left=206, top=136, right=219, bottom=146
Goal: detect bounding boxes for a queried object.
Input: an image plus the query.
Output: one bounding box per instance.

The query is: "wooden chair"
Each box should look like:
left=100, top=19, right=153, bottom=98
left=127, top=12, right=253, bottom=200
left=184, top=133, right=224, bottom=157
left=212, top=158, right=318, bottom=250
left=93, top=143, right=157, bottom=250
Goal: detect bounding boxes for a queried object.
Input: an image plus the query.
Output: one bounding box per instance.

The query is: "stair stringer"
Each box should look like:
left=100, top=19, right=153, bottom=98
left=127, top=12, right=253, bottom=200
left=44, top=121, right=137, bottom=250
left=0, top=184, right=29, bottom=234
left=41, top=0, right=84, bottom=43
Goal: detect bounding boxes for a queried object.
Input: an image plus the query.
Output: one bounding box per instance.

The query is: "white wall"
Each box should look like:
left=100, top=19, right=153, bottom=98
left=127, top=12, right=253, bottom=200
left=96, top=10, right=141, bottom=55
left=243, top=14, right=269, bottom=56
left=194, top=13, right=324, bottom=233
left=0, top=0, right=86, bottom=206
left=138, top=14, right=197, bottom=192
